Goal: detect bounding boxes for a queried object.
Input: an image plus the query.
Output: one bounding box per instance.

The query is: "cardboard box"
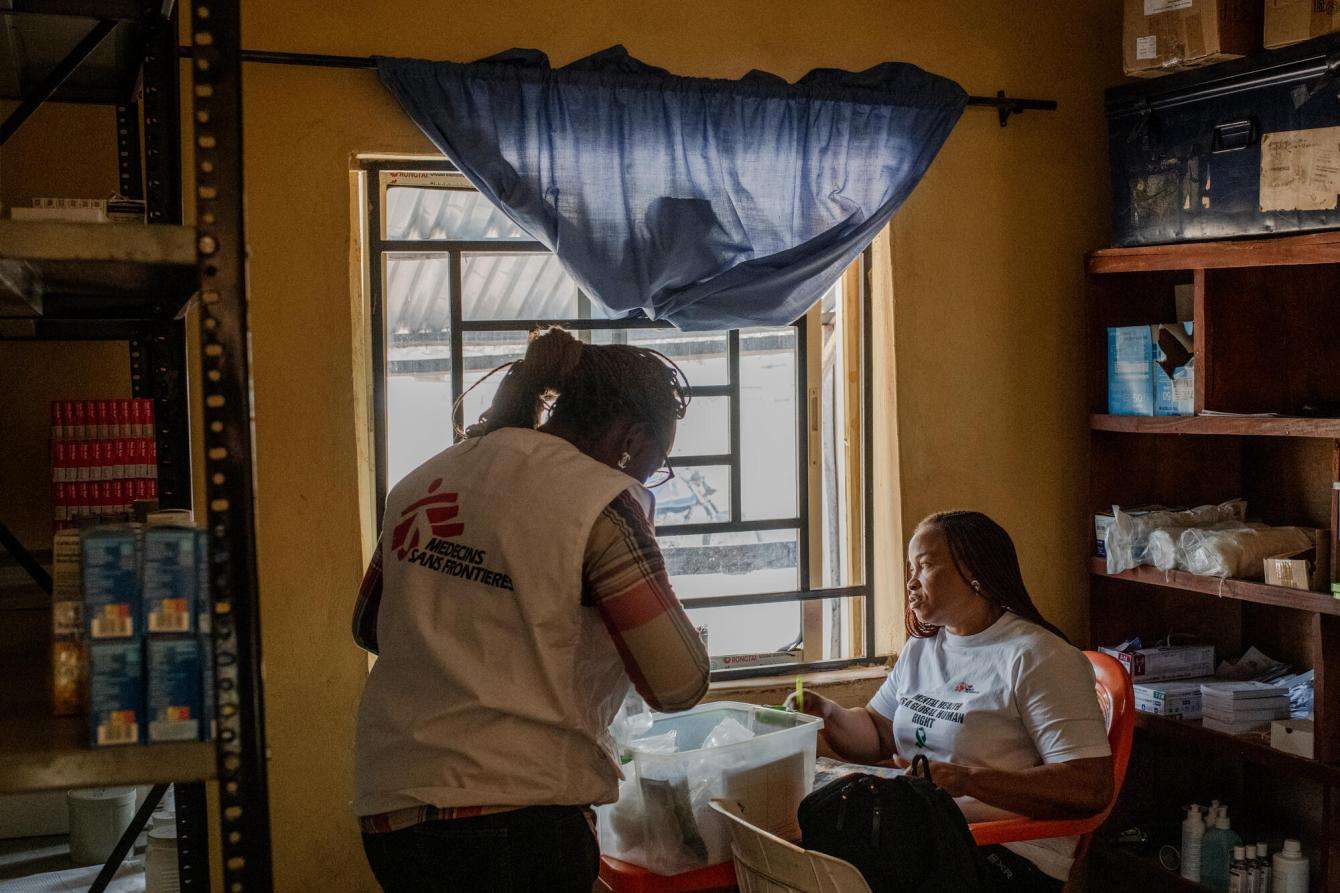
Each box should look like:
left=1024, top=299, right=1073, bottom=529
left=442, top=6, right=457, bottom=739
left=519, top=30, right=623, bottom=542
left=88, top=640, right=142, bottom=747
left=1154, top=322, right=1195, bottom=416
left=1095, top=513, right=1114, bottom=558
left=1124, top=0, right=1261, bottom=77
left=1265, top=0, right=1340, bottom=49
left=1135, top=678, right=1210, bottom=718
left=1108, top=326, right=1156, bottom=415
left=146, top=638, right=205, bottom=743
left=1264, top=533, right=1330, bottom=592
left=142, top=527, right=204, bottom=635
left=82, top=527, right=140, bottom=639
left=51, top=530, right=85, bottom=716
left=1270, top=717, right=1315, bottom=757
left=1100, top=644, right=1216, bottom=682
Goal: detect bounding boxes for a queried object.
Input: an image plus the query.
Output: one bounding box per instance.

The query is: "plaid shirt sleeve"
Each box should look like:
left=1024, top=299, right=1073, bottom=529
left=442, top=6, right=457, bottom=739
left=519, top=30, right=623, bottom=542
left=583, top=491, right=710, bottom=712
left=352, top=534, right=383, bottom=655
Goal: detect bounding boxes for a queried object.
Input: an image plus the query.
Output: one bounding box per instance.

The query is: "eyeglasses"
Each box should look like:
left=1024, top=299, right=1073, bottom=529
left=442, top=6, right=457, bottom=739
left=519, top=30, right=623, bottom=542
left=646, top=461, right=675, bottom=489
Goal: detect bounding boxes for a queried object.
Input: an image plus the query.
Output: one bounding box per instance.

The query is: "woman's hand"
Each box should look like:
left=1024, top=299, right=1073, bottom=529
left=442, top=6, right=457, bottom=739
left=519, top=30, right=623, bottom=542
left=783, top=686, right=836, bottom=719
left=892, top=756, right=974, bottom=798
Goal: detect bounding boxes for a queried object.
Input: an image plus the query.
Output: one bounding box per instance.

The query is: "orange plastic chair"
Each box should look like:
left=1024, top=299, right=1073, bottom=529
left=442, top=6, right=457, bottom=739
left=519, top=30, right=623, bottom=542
left=598, top=856, right=738, bottom=893
left=967, top=650, right=1134, bottom=851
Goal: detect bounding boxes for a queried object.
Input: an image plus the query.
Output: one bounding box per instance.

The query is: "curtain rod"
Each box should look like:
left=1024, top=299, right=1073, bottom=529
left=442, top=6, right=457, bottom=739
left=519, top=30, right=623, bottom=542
left=180, top=46, right=1056, bottom=126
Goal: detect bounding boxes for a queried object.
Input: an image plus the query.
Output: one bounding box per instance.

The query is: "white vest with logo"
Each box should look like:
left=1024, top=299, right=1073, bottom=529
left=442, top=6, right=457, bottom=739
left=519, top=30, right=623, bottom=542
left=355, top=428, right=648, bottom=815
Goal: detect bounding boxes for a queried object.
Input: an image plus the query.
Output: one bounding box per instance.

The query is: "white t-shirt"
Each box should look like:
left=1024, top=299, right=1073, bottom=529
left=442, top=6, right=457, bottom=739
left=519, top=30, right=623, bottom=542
left=868, top=612, right=1110, bottom=881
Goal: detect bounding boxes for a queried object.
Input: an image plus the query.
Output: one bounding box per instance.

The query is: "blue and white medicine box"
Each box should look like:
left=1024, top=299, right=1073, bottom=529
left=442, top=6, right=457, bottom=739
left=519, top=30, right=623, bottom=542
left=89, top=640, right=143, bottom=746
left=82, top=527, right=141, bottom=640
left=146, top=637, right=205, bottom=743
left=1154, top=322, right=1195, bottom=416
left=1107, top=326, right=1155, bottom=415
left=142, top=527, right=204, bottom=635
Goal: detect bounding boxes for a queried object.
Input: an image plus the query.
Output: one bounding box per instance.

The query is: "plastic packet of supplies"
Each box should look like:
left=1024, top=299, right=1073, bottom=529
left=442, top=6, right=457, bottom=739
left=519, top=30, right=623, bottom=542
left=1105, top=499, right=1246, bottom=574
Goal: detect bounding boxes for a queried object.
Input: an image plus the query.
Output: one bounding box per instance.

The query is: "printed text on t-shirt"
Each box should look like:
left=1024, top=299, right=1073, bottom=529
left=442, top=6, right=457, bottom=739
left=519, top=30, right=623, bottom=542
left=900, top=693, right=966, bottom=729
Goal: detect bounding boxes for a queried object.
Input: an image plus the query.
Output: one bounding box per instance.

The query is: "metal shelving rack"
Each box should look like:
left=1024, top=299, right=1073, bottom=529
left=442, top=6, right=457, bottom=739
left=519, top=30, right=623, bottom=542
left=0, top=1, right=271, bottom=889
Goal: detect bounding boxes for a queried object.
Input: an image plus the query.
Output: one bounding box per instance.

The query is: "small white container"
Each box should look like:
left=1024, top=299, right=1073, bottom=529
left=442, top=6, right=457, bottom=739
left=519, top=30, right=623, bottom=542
left=1272, top=839, right=1308, bottom=893
left=1270, top=719, right=1315, bottom=759
left=66, top=787, right=136, bottom=865
left=145, top=824, right=181, bottom=893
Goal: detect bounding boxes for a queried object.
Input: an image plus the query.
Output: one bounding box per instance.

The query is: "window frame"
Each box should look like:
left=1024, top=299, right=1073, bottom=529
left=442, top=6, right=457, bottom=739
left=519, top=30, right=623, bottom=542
left=361, top=158, right=877, bottom=678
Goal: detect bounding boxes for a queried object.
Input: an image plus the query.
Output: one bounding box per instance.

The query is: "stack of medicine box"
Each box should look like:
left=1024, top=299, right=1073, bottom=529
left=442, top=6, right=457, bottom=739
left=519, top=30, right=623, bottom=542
left=1106, top=323, right=1195, bottom=416
left=1200, top=681, right=1291, bottom=735
left=82, top=525, right=214, bottom=747
left=1100, top=643, right=1217, bottom=720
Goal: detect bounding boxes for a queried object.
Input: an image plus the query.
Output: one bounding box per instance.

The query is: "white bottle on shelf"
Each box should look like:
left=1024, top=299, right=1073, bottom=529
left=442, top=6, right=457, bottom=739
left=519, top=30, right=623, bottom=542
left=1181, top=804, right=1206, bottom=882
left=1272, top=839, right=1308, bottom=893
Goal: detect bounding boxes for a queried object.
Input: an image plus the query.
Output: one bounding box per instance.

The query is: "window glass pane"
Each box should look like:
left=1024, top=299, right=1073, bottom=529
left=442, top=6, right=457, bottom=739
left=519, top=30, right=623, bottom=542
left=740, top=328, right=798, bottom=520
left=462, top=253, right=611, bottom=321
left=654, top=466, right=730, bottom=527
left=686, top=595, right=862, bottom=661
left=386, top=374, right=454, bottom=488
left=385, top=252, right=451, bottom=337
left=588, top=330, right=729, bottom=386
left=459, top=331, right=530, bottom=429
left=670, top=397, right=728, bottom=457
left=661, top=529, right=799, bottom=597
left=385, top=186, right=532, bottom=241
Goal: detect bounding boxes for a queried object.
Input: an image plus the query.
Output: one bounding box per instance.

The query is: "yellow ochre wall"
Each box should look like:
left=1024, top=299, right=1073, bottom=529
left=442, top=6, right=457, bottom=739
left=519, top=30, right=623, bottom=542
left=248, top=4, right=1122, bottom=887
left=3, top=2, right=1122, bottom=888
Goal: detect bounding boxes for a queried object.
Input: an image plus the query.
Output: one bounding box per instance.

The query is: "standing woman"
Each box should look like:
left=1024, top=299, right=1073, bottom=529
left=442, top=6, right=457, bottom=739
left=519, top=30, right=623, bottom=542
left=793, top=512, right=1113, bottom=891
left=353, top=327, right=711, bottom=892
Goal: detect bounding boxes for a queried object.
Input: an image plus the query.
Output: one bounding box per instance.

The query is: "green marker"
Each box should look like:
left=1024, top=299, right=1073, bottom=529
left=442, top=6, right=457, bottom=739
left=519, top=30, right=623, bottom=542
left=795, top=676, right=804, bottom=713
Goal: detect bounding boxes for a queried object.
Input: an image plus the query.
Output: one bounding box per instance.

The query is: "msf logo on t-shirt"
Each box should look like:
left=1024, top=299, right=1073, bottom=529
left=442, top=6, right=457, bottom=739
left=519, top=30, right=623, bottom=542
left=392, top=477, right=464, bottom=560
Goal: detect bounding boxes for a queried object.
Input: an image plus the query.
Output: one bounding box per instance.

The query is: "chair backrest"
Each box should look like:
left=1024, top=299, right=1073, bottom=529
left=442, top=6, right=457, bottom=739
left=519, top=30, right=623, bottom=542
left=1084, top=649, right=1135, bottom=826
left=708, top=799, right=871, bottom=893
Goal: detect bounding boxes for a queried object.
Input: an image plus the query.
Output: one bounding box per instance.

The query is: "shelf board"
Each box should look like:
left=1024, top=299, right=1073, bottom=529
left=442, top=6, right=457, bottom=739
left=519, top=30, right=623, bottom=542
left=1091, top=413, right=1340, bottom=439
left=1091, top=559, right=1340, bottom=617
left=0, top=707, right=215, bottom=795
left=1134, top=712, right=1340, bottom=786
left=1089, top=841, right=1207, bottom=891
left=1088, top=231, right=1340, bottom=274
left=0, top=222, right=197, bottom=332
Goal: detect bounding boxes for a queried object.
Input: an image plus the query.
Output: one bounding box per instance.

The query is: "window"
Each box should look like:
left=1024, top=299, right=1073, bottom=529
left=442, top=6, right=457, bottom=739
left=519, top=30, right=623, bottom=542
left=361, top=159, right=875, bottom=677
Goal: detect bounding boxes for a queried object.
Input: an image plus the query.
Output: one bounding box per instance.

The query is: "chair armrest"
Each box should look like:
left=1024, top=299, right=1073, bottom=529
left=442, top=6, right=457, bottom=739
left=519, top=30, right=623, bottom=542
left=969, top=813, right=1105, bottom=846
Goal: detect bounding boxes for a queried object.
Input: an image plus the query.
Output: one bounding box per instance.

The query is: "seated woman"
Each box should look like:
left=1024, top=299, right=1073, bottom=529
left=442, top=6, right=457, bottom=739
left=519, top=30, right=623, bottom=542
left=795, top=511, right=1113, bottom=891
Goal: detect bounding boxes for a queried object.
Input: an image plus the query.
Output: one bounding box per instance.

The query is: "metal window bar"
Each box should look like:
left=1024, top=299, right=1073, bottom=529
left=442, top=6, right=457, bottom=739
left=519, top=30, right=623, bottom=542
left=363, top=161, right=878, bottom=669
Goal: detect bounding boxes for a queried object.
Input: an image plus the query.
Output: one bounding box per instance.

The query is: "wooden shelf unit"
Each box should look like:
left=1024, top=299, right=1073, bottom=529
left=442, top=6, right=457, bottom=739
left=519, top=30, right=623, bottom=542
left=1089, top=841, right=1208, bottom=891
left=1088, top=235, right=1340, bottom=892
left=1091, top=560, right=1340, bottom=617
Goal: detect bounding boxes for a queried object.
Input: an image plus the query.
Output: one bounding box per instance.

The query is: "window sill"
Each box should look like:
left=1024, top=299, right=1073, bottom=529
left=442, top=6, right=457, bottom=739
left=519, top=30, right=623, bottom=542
left=705, top=661, right=891, bottom=708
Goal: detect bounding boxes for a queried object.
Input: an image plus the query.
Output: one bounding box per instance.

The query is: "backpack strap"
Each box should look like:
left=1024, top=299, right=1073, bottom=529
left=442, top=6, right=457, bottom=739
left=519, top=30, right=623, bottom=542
left=909, top=753, right=933, bottom=784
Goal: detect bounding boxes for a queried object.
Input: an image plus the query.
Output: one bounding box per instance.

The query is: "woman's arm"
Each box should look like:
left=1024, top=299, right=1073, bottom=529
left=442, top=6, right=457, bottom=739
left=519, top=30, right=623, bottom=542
left=790, top=690, right=896, bottom=765
left=895, top=755, right=1114, bottom=819
left=585, top=492, right=709, bottom=712
left=352, top=534, right=383, bottom=655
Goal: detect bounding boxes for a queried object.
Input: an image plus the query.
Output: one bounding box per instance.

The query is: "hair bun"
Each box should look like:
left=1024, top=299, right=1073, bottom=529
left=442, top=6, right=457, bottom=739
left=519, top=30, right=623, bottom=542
left=520, top=326, right=584, bottom=389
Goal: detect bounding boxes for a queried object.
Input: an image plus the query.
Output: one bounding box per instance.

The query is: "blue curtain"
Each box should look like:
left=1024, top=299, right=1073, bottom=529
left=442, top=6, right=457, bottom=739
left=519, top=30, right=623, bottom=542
left=378, top=46, right=965, bottom=331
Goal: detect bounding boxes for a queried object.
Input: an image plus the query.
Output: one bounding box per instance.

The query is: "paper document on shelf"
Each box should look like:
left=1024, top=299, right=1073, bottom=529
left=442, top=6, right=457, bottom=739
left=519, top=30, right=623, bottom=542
left=1198, top=410, right=1281, bottom=417
left=1260, top=126, right=1340, bottom=212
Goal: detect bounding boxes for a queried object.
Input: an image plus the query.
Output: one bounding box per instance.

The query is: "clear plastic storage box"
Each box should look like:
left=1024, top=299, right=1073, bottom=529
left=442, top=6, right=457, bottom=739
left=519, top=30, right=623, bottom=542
left=597, top=700, right=824, bottom=876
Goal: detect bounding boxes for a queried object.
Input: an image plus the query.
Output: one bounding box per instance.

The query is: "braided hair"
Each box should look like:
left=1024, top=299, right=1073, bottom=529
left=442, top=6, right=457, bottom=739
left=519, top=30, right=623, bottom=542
left=906, top=510, right=1068, bottom=642
left=459, top=326, right=690, bottom=453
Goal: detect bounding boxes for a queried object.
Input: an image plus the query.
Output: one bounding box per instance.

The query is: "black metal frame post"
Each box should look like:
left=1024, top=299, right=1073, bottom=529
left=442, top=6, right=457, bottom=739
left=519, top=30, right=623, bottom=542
left=191, top=0, right=274, bottom=889
left=142, top=1, right=182, bottom=225
left=115, top=101, right=144, bottom=199
left=362, top=159, right=878, bottom=679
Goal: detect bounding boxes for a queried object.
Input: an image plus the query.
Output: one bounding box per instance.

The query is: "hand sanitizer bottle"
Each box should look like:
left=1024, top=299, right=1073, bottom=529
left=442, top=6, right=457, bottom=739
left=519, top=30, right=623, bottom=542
left=1181, top=804, right=1205, bottom=882
left=1255, top=842, right=1270, bottom=893
left=1228, top=846, right=1247, bottom=893
left=1244, top=844, right=1258, bottom=893
left=1203, top=810, right=1242, bottom=892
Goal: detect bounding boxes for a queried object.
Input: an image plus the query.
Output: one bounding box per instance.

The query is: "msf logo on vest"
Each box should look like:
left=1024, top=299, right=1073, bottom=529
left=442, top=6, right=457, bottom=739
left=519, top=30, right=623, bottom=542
left=391, top=477, right=464, bottom=560
left=391, top=478, right=516, bottom=593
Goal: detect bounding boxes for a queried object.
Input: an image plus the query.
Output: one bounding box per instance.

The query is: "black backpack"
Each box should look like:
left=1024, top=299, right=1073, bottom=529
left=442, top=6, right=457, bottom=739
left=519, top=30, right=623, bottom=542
left=797, top=755, right=989, bottom=892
